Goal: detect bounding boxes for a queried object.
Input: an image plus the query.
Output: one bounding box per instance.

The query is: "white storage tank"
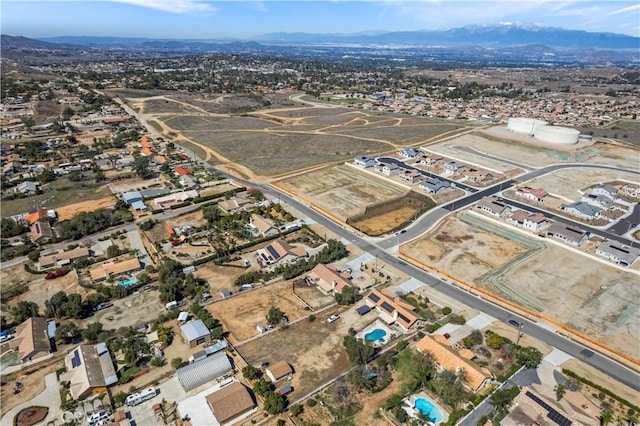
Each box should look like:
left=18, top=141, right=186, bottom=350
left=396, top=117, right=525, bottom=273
left=534, top=125, right=580, bottom=145
left=507, top=117, right=548, bottom=135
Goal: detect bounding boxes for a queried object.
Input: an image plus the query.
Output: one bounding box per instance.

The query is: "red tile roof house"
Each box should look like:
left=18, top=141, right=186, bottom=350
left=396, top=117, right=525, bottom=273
left=364, top=289, right=420, bottom=331
left=10, top=317, right=52, bottom=363
left=507, top=210, right=547, bottom=232
left=307, top=263, right=353, bottom=295
left=515, top=186, right=549, bottom=203
left=258, top=239, right=308, bottom=266
left=174, top=166, right=194, bottom=177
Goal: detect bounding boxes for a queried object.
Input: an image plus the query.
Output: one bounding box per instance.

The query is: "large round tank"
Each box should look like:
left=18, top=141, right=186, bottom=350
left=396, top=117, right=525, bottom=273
left=507, top=117, right=548, bottom=135
left=534, top=125, right=580, bottom=145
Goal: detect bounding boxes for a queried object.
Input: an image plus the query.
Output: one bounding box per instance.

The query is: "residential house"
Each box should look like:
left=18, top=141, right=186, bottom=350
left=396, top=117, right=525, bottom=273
left=398, top=147, right=420, bottom=158
left=364, top=289, right=420, bottom=331
left=399, top=169, right=422, bottom=184
left=502, top=387, right=598, bottom=426
left=592, top=184, right=618, bottom=200
left=89, top=258, right=141, bottom=282
left=205, top=380, right=256, bottom=425
left=581, top=194, right=615, bottom=210
left=180, top=319, right=212, bottom=348
left=514, top=186, right=548, bottom=203
left=23, top=207, right=49, bottom=225
left=179, top=174, right=197, bottom=188
left=218, top=197, right=251, bottom=213
left=10, top=317, right=52, bottom=363
left=416, top=335, right=492, bottom=393
left=561, top=201, right=602, bottom=220
left=174, top=166, right=194, bottom=177
left=508, top=211, right=547, bottom=232
left=2, top=161, right=22, bottom=176
left=153, top=190, right=199, bottom=209
left=476, top=197, right=510, bottom=217
left=419, top=156, right=444, bottom=167
left=14, top=181, right=40, bottom=194
left=596, top=242, right=640, bottom=267
left=420, top=178, right=451, bottom=194
left=547, top=222, right=589, bottom=246
left=60, top=343, right=118, bottom=400
left=465, top=169, right=493, bottom=183
left=30, top=221, right=55, bottom=243
left=621, top=183, right=640, bottom=198
left=445, top=161, right=466, bottom=174
left=249, top=214, right=279, bottom=237
left=257, top=239, right=307, bottom=266
left=265, top=360, right=293, bottom=383
left=307, top=263, right=353, bottom=294
left=39, top=246, right=90, bottom=269
left=353, top=155, right=376, bottom=168
left=378, top=163, right=399, bottom=176
left=139, top=135, right=154, bottom=156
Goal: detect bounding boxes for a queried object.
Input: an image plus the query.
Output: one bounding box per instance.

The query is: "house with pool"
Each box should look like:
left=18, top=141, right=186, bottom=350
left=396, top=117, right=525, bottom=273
left=364, top=289, right=421, bottom=331
left=416, top=335, right=493, bottom=393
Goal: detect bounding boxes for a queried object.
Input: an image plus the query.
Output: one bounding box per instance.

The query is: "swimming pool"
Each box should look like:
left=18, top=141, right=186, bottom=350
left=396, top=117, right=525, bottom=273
left=414, top=397, right=444, bottom=423
left=119, top=277, right=137, bottom=287
left=364, top=328, right=387, bottom=342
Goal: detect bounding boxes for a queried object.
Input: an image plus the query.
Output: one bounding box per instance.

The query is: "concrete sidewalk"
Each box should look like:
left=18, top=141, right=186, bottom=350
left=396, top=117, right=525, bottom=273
left=0, top=373, right=61, bottom=426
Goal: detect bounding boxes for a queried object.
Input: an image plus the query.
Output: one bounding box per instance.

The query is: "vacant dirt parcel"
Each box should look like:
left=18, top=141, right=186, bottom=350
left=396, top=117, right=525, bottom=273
left=402, top=213, right=639, bottom=358
left=280, top=164, right=408, bottom=220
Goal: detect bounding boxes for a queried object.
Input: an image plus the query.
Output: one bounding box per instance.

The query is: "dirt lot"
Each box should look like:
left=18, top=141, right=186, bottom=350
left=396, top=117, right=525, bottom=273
left=350, top=205, right=418, bottom=236
left=521, top=168, right=639, bottom=201
left=236, top=306, right=377, bottom=402
left=88, top=290, right=163, bottom=331
left=55, top=196, right=117, bottom=221
left=194, top=263, right=254, bottom=295
left=207, top=280, right=313, bottom=344
left=403, top=212, right=639, bottom=359
left=430, top=127, right=639, bottom=171
left=280, top=165, right=407, bottom=220
left=11, top=270, right=86, bottom=314
left=165, top=210, right=208, bottom=229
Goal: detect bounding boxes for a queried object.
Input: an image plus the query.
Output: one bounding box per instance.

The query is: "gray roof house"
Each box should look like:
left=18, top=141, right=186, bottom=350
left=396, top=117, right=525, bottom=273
left=581, top=194, right=614, bottom=210
left=14, top=181, right=40, bottom=194
left=547, top=222, right=589, bottom=246
left=122, top=191, right=143, bottom=205
left=445, top=161, right=466, bottom=174
left=596, top=242, right=640, bottom=267
left=592, top=184, right=618, bottom=200
left=420, top=178, right=451, bottom=194
left=354, top=155, right=376, bottom=168
left=399, top=147, right=420, bottom=158
left=561, top=202, right=602, bottom=220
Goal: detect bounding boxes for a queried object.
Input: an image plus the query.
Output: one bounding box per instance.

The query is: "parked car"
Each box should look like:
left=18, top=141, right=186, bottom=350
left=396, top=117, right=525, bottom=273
left=327, top=314, right=340, bottom=324
left=508, top=319, right=521, bottom=328
left=44, top=269, right=70, bottom=280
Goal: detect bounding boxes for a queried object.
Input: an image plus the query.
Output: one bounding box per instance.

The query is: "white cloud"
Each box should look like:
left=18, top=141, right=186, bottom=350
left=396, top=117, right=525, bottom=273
left=110, top=0, right=216, bottom=14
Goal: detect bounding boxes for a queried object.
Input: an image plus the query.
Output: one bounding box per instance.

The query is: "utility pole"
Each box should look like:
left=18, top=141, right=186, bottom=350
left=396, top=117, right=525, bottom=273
left=516, top=324, right=524, bottom=346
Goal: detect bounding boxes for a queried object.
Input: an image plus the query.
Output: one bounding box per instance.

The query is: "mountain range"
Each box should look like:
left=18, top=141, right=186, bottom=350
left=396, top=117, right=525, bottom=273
left=29, top=23, right=638, bottom=50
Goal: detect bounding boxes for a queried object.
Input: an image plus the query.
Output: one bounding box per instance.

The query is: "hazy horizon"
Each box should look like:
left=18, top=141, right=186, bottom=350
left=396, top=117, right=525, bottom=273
left=2, top=1, right=639, bottom=39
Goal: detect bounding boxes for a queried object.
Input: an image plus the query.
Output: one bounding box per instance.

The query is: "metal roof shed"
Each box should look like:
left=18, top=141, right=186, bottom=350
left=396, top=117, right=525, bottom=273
left=181, top=319, right=210, bottom=342
left=177, top=352, right=233, bottom=391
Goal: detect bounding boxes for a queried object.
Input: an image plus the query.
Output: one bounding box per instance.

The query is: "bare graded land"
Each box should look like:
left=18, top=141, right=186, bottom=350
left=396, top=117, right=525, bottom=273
left=348, top=191, right=436, bottom=236
left=193, top=263, right=249, bottom=295
left=55, top=196, right=117, bottom=221
left=279, top=165, right=408, bottom=220
left=403, top=213, right=639, bottom=358
left=237, top=307, right=376, bottom=402
left=89, top=290, right=163, bottom=331
left=430, top=127, right=639, bottom=171
left=522, top=168, right=639, bottom=201
left=12, top=270, right=85, bottom=311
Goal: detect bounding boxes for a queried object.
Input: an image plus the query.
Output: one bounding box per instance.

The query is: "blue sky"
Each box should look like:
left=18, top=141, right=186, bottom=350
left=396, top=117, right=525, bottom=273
left=2, top=1, right=639, bottom=39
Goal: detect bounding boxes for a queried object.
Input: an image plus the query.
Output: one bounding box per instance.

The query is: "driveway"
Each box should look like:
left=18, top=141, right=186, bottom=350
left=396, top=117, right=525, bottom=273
left=0, top=373, right=61, bottom=426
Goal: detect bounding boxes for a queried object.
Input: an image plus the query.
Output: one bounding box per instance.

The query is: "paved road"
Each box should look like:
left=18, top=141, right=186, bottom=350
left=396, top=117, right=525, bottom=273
left=452, top=145, right=535, bottom=171
left=607, top=203, right=640, bottom=237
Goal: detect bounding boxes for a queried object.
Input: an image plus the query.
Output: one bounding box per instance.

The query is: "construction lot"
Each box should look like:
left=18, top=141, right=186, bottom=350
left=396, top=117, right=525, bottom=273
left=279, top=165, right=408, bottom=220
left=402, top=212, right=639, bottom=358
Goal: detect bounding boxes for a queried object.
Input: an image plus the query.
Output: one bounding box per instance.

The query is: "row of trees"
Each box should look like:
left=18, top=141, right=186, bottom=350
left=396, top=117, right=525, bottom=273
left=57, top=207, right=133, bottom=240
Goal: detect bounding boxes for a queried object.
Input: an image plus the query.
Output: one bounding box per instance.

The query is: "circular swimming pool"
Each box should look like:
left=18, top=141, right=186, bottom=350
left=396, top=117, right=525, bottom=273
left=364, top=328, right=387, bottom=342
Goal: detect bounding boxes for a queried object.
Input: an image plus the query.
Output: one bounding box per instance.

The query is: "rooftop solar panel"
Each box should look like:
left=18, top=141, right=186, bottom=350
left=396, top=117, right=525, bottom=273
left=71, top=349, right=81, bottom=368
left=397, top=312, right=410, bottom=323
left=266, top=245, right=281, bottom=260
left=368, top=293, right=380, bottom=303
left=380, top=301, right=394, bottom=313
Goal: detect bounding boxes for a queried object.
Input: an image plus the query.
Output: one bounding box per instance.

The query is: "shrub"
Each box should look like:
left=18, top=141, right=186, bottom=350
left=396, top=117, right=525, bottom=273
left=308, top=314, right=316, bottom=322
left=441, top=306, right=452, bottom=315
left=306, top=398, right=317, bottom=407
